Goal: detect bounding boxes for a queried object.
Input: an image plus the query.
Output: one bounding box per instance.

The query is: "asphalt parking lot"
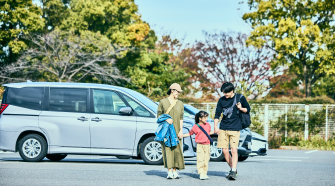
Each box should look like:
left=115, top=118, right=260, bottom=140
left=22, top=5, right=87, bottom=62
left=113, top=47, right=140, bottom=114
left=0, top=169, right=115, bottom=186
left=0, top=149, right=334, bottom=186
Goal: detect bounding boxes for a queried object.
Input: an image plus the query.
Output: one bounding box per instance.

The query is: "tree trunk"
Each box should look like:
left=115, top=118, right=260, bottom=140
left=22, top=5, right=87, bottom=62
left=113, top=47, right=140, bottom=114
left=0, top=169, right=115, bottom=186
left=303, top=64, right=311, bottom=98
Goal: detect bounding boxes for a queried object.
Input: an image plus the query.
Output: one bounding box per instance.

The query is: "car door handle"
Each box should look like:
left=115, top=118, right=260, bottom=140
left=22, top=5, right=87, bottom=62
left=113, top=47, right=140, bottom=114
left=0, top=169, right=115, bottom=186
left=77, top=116, right=88, bottom=121
left=91, top=117, right=102, bottom=122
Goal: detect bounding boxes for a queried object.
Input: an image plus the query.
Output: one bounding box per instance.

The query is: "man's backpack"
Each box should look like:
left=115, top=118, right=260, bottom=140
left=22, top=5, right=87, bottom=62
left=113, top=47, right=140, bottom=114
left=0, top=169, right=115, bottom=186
left=236, top=94, right=251, bottom=129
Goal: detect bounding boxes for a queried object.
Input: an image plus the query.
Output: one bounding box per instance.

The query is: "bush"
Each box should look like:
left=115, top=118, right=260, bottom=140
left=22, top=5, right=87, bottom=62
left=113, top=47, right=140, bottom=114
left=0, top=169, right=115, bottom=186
left=268, top=135, right=335, bottom=150
left=249, top=104, right=264, bottom=135
left=298, top=135, right=335, bottom=151
left=250, top=96, right=335, bottom=104
left=268, top=135, right=282, bottom=149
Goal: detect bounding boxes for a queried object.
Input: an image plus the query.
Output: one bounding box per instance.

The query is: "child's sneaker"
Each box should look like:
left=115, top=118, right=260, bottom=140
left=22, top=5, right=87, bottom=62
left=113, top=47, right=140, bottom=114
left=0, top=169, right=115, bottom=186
left=167, top=171, right=173, bottom=179
left=173, top=171, right=180, bottom=179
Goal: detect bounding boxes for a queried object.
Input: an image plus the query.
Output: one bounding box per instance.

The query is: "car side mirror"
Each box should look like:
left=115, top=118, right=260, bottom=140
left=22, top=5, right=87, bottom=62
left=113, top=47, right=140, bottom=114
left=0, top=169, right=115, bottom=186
left=119, top=107, right=133, bottom=115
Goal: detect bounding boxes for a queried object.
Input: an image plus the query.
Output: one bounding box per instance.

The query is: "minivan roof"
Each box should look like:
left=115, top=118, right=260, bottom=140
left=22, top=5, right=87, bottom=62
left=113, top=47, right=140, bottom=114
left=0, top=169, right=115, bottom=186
left=3, top=82, right=129, bottom=92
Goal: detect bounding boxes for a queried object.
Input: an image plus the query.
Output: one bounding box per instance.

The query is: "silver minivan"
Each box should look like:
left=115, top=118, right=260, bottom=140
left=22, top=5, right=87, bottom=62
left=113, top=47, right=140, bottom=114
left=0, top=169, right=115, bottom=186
left=0, top=82, right=196, bottom=164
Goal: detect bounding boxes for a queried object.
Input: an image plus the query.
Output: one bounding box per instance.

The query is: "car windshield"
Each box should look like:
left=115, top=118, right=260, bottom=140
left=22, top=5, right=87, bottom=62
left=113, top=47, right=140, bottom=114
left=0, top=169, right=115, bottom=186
left=122, top=88, right=158, bottom=113
left=184, top=104, right=213, bottom=120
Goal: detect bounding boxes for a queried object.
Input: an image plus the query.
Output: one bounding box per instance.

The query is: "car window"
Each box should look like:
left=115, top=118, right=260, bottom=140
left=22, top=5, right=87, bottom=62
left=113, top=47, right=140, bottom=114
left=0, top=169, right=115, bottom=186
left=93, top=89, right=127, bottom=115
left=49, top=88, right=87, bottom=112
left=122, top=94, right=151, bottom=117
left=122, top=88, right=158, bottom=113
left=183, top=109, right=192, bottom=118
left=6, top=87, right=44, bottom=110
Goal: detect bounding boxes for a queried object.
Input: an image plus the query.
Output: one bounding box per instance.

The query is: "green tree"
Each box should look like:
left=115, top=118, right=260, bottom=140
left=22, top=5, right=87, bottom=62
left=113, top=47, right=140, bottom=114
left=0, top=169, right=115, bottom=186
left=0, top=0, right=45, bottom=64
left=122, top=35, right=193, bottom=101
left=312, top=76, right=335, bottom=100
left=40, top=0, right=71, bottom=32
left=60, top=0, right=150, bottom=46
left=243, top=0, right=335, bottom=97
left=59, top=0, right=160, bottom=90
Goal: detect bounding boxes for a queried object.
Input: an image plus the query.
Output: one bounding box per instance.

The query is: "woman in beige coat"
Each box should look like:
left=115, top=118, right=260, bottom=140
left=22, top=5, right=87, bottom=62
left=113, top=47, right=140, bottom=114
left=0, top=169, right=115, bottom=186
left=157, top=83, right=185, bottom=179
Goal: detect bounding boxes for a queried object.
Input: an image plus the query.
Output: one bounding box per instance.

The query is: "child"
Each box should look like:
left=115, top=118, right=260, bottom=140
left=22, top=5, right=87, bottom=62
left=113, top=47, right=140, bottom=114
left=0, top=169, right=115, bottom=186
left=182, top=111, right=214, bottom=180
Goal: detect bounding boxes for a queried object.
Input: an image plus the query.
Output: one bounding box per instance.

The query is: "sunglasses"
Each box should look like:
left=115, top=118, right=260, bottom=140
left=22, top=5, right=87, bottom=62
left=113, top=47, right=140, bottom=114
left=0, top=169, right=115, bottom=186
left=172, top=89, right=182, bottom=94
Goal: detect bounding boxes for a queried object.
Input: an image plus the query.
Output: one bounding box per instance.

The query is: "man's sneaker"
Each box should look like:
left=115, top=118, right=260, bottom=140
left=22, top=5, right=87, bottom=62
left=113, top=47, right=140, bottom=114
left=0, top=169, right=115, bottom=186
left=204, top=175, right=210, bottom=180
left=226, top=169, right=238, bottom=178
left=167, top=171, right=173, bottom=179
left=228, top=171, right=237, bottom=180
left=172, top=171, right=180, bottom=179
left=200, top=174, right=206, bottom=180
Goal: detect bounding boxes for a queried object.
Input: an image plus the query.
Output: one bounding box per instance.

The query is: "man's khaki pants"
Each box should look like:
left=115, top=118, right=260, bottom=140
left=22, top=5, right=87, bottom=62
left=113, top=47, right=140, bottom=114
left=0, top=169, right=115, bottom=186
left=196, top=144, right=210, bottom=176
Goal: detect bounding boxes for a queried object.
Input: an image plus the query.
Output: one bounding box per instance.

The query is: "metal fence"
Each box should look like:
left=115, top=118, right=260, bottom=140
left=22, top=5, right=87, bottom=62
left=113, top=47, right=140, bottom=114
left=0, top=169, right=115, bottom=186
left=190, top=103, right=335, bottom=142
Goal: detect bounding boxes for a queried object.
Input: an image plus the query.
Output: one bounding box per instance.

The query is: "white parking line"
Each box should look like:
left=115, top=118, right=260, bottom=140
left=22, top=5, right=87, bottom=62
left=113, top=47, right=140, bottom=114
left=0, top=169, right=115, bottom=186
left=305, top=150, right=318, bottom=154
left=252, top=159, right=302, bottom=162
left=254, top=156, right=309, bottom=159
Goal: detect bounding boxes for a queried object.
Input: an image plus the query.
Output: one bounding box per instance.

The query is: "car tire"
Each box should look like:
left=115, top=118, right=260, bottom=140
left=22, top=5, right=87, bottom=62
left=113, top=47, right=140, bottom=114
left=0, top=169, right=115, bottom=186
left=210, top=136, right=225, bottom=162
left=238, top=156, right=248, bottom=161
left=46, top=154, right=67, bottom=161
left=140, top=136, right=163, bottom=165
left=18, top=134, right=48, bottom=162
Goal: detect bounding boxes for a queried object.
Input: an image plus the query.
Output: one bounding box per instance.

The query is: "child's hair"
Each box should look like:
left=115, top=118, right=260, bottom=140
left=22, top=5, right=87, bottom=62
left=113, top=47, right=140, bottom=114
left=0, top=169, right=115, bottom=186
left=195, top=111, right=209, bottom=123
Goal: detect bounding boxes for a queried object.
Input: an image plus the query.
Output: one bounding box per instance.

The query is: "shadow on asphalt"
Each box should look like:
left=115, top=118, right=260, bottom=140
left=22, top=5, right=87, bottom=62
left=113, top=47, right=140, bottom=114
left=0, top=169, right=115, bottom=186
left=144, top=170, right=167, bottom=178
left=180, top=171, right=229, bottom=178
left=143, top=170, right=229, bottom=179
left=0, top=157, right=197, bottom=165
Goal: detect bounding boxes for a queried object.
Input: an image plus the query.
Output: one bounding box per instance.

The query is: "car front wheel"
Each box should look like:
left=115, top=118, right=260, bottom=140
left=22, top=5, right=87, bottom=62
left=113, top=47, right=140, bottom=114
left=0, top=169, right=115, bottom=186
left=210, top=136, right=225, bottom=161
left=18, top=134, right=48, bottom=162
left=140, top=136, right=163, bottom=165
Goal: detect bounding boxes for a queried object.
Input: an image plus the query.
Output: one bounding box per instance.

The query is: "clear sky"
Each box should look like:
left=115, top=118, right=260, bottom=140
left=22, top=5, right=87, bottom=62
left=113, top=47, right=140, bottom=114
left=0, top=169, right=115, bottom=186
left=135, top=0, right=253, bottom=44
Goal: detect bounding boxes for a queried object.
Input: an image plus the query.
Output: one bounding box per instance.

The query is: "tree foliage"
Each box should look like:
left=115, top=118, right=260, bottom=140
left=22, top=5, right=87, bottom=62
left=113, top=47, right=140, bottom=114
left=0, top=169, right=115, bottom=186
left=123, top=35, right=193, bottom=101
left=268, top=69, right=304, bottom=98
left=0, top=0, right=45, bottom=64
left=243, top=0, right=335, bottom=97
left=312, top=76, right=335, bottom=100
left=0, top=30, right=127, bottom=83
left=191, top=32, right=273, bottom=99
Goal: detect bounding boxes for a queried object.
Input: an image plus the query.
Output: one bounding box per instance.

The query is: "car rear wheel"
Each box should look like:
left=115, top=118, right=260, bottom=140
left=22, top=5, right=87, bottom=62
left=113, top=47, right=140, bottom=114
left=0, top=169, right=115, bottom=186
left=46, top=154, right=67, bottom=161
left=210, top=136, right=225, bottom=161
left=140, top=136, right=163, bottom=165
left=18, top=134, right=48, bottom=162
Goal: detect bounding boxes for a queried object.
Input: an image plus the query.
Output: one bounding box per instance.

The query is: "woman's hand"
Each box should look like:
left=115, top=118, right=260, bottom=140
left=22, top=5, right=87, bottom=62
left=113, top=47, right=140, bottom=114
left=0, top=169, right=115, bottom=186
left=166, top=119, right=173, bottom=124
left=178, top=131, right=183, bottom=139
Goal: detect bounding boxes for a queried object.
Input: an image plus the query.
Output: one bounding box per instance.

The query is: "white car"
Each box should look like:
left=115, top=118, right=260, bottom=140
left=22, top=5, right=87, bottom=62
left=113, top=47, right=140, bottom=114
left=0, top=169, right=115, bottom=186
left=249, top=131, right=268, bottom=157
